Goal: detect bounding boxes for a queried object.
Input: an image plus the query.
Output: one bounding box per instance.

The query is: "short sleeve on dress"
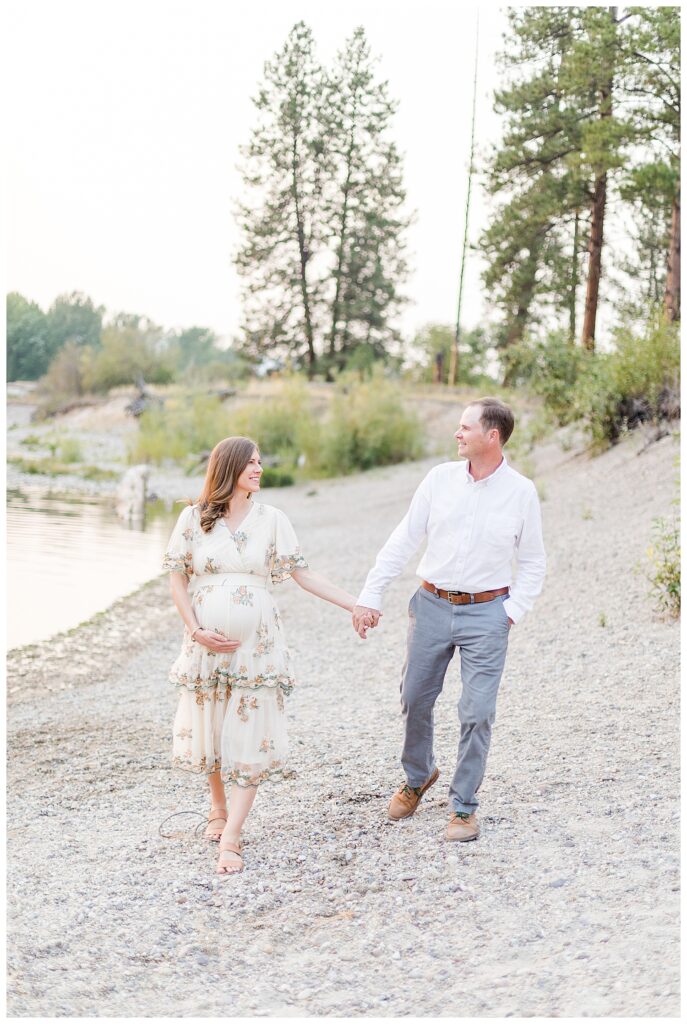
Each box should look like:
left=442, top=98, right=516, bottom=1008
left=162, top=505, right=196, bottom=578
left=269, top=509, right=308, bottom=584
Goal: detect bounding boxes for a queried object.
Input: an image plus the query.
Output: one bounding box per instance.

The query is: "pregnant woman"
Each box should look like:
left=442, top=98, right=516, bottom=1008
left=163, top=435, right=361, bottom=876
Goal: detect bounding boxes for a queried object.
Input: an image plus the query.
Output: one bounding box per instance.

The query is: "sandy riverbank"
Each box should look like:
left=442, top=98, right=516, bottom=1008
left=6, top=428, right=680, bottom=1017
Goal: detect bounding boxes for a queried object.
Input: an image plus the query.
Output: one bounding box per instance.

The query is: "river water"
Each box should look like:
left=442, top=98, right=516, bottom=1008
left=7, top=488, right=177, bottom=650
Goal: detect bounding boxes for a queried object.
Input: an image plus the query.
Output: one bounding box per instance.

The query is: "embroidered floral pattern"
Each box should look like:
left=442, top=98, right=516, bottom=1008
left=166, top=501, right=305, bottom=786
left=270, top=549, right=308, bottom=584
left=233, top=531, right=248, bottom=554
left=264, top=540, right=276, bottom=569
left=221, top=762, right=296, bottom=787
left=254, top=623, right=274, bottom=657
left=162, top=551, right=193, bottom=578
left=237, top=695, right=259, bottom=722
left=172, top=754, right=222, bottom=775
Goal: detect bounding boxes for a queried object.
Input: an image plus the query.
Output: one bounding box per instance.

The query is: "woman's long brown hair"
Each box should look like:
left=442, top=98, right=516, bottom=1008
left=195, top=436, right=259, bottom=533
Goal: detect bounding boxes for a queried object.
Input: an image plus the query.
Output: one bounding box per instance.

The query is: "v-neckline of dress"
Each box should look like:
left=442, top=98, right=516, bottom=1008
left=219, top=502, right=258, bottom=536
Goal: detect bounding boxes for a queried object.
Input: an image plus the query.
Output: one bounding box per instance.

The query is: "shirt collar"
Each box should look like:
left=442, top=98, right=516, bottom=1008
left=465, top=455, right=508, bottom=486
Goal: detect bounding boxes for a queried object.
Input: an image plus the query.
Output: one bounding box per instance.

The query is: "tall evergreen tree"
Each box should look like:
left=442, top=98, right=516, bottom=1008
left=569, top=7, right=626, bottom=350
left=481, top=7, right=634, bottom=358
left=323, top=28, right=409, bottom=370
left=623, top=6, right=680, bottom=320
left=480, top=7, right=588, bottom=360
left=235, top=23, right=409, bottom=376
left=235, top=23, right=329, bottom=375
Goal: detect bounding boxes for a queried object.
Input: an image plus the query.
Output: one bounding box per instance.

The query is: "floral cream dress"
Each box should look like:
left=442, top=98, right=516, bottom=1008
left=162, top=501, right=308, bottom=787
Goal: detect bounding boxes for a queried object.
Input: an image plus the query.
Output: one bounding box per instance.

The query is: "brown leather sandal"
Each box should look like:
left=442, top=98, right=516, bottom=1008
left=216, top=840, right=244, bottom=875
left=204, top=807, right=228, bottom=842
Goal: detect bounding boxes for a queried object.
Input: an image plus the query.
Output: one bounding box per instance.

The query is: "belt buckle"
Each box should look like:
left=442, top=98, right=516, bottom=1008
left=447, top=591, right=463, bottom=605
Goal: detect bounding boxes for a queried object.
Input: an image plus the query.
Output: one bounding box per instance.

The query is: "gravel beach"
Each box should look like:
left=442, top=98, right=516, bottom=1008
left=7, top=428, right=680, bottom=1018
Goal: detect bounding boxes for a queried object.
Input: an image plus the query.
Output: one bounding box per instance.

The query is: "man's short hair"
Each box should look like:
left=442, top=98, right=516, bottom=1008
left=472, top=397, right=515, bottom=446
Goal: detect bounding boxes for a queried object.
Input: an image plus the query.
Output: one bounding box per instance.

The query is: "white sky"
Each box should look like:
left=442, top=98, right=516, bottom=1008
left=7, top=1, right=510, bottom=345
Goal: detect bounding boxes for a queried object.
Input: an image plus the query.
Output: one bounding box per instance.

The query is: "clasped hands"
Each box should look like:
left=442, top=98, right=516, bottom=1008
left=352, top=605, right=382, bottom=639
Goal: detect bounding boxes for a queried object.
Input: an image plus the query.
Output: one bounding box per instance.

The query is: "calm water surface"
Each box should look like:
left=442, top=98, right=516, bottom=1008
left=7, top=489, right=178, bottom=649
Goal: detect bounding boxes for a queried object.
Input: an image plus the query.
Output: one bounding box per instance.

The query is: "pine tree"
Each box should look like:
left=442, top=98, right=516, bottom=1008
left=235, top=23, right=329, bottom=375
left=623, top=7, right=680, bottom=321
left=481, top=7, right=635, bottom=359
left=235, top=24, right=409, bottom=376
left=322, top=27, right=409, bottom=372
left=480, top=7, right=589, bottom=360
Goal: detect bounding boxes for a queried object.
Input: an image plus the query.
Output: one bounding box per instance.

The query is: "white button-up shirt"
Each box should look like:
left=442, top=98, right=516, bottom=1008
left=357, top=456, right=546, bottom=624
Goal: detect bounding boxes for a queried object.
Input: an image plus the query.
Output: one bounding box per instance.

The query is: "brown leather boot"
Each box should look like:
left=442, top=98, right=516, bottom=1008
left=387, top=767, right=440, bottom=820
left=446, top=811, right=480, bottom=842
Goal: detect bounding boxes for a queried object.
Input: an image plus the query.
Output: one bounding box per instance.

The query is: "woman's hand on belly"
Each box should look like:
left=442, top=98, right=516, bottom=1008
left=195, top=628, right=241, bottom=653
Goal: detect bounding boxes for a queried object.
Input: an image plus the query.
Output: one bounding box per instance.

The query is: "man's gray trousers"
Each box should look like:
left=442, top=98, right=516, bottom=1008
left=400, top=585, right=511, bottom=814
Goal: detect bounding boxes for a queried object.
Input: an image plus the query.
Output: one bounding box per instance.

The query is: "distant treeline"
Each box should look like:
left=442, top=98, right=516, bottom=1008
left=6, top=291, right=247, bottom=387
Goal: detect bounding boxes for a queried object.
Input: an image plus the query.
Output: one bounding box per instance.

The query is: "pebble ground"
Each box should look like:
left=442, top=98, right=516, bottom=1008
left=7, top=429, right=680, bottom=1017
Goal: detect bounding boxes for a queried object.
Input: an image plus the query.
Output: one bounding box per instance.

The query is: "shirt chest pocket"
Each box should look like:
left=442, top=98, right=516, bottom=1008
left=483, top=513, right=521, bottom=553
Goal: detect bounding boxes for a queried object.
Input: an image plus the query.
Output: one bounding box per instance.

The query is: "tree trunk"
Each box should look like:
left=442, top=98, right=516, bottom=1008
left=291, top=139, right=317, bottom=376
left=329, top=119, right=357, bottom=359
left=581, top=9, right=615, bottom=351
left=501, top=256, right=537, bottom=388
left=664, top=183, right=681, bottom=321
left=569, top=209, right=580, bottom=341
left=581, top=173, right=607, bottom=351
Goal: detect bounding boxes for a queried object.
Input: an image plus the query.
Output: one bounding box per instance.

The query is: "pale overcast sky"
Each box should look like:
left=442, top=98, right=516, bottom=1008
left=8, top=0, right=511, bottom=345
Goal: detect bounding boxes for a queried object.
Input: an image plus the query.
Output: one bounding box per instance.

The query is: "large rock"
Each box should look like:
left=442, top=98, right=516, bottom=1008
left=116, top=465, right=150, bottom=525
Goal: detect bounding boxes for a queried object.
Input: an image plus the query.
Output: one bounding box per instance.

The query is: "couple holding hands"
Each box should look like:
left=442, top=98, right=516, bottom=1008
left=163, top=397, right=546, bottom=875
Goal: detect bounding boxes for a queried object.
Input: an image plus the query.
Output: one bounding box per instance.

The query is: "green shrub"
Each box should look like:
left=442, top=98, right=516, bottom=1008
left=58, top=437, right=83, bottom=463
left=129, top=396, right=232, bottom=464
left=8, top=455, right=90, bottom=477
left=230, top=378, right=316, bottom=463
left=77, top=465, right=119, bottom=481
left=501, top=332, right=585, bottom=425
left=82, top=323, right=175, bottom=392
left=38, top=341, right=87, bottom=402
left=260, top=467, right=294, bottom=488
left=574, top=317, right=680, bottom=448
left=646, top=514, right=680, bottom=618
left=310, top=372, right=425, bottom=475
left=130, top=376, right=424, bottom=477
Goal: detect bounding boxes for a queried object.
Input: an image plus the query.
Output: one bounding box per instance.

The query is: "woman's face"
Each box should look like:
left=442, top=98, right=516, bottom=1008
left=236, top=448, right=263, bottom=495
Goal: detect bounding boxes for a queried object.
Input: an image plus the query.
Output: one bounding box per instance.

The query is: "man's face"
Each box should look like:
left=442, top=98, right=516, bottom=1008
left=454, top=404, right=491, bottom=460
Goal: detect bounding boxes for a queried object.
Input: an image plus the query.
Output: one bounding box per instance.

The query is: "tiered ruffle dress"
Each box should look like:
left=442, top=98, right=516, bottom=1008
left=162, top=501, right=308, bottom=787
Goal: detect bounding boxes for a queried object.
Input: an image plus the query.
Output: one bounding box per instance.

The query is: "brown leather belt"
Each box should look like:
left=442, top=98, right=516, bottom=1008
left=422, top=581, right=509, bottom=605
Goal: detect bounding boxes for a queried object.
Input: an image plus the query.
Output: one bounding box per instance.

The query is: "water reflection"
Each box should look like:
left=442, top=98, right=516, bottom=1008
left=7, top=489, right=178, bottom=649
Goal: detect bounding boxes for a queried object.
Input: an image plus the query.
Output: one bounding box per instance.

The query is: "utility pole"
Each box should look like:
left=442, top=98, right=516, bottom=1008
left=448, top=15, right=479, bottom=388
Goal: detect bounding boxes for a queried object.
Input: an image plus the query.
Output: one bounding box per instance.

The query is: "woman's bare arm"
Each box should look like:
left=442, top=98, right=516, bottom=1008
left=290, top=567, right=356, bottom=613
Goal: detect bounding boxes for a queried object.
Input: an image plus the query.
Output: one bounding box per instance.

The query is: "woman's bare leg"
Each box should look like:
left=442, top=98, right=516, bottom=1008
left=217, top=783, right=257, bottom=874
left=224, top=783, right=257, bottom=841
left=204, top=769, right=227, bottom=840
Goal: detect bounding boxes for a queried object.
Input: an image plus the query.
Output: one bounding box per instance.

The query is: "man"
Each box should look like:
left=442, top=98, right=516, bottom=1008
left=353, top=398, right=546, bottom=841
